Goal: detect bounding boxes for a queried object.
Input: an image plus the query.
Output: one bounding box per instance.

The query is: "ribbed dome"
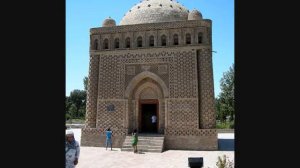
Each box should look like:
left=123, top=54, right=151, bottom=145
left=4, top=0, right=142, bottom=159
left=102, top=17, right=116, bottom=27
left=120, top=0, right=189, bottom=25
left=188, top=9, right=202, bottom=20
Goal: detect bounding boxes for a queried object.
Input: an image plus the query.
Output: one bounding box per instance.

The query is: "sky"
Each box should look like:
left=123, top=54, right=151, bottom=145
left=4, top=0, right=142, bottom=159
left=66, top=0, right=234, bottom=97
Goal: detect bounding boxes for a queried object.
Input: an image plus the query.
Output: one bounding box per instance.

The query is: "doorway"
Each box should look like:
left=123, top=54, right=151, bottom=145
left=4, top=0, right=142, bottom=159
left=139, top=99, right=159, bottom=133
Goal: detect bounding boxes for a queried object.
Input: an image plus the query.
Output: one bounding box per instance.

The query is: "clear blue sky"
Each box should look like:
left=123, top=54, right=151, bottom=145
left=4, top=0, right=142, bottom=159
left=66, top=0, right=234, bottom=97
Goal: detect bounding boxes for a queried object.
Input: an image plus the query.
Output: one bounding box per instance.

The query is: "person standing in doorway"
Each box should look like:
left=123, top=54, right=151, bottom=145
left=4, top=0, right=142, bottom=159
left=132, top=129, right=138, bottom=153
left=151, top=115, right=157, bottom=132
left=66, top=130, right=80, bottom=168
left=105, top=128, right=113, bottom=150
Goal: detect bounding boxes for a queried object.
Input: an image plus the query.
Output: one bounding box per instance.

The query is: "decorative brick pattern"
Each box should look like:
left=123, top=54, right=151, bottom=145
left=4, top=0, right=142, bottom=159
left=159, top=100, right=165, bottom=134
left=83, top=127, right=127, bottom=136
left=83, top=1, right=217, bottom=150
left=139, top=87, right=158, bottom=99
left=126, top=66, right=135, bottom=75
left=85, top=55, right=100, bottom=128
left=93, top=24, right=209, bottom=52
left=198, top=49, right=216, bottom=129
left=98, top=55, right=121, bottom=99
left=169, top=51, right=198, bottom=98
left=165, top=128, right=217, bottom=137
left=158, top=65, right=168, bottom=74
left=125, top=63, right=170, bottom=90
left=96, top=100, right=127, bottom=131
left=167, top=99, right=198, bottom=129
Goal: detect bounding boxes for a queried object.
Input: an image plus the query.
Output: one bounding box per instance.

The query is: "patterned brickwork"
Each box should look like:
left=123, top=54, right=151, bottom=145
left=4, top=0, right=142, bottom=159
left=139, top=87, right=158, bottom=99
left=158, top=65, right=168, bottom=74
left=165, top=128, right=217, bottom=137
left=167, top=99, right=198, bottom=129
left=122, top=50, right=198, bottom=99
left=169, top=51, right=198, bottom=98
left=126, top=66, right=135, bottom=75
left=83, top=4, right=217, bottom=148
left=82, top=127, right=127, bottom=136
left=128, top=99, right=136, bottom=133
left=198, top=49, right=216, bottom=129
left=125, top=63, right=169, bottom=90
left=159, top=100, right=165, bottom=134
left=98, top=55, right=121, bottom=99
left=96, top=100, right=127, bottom=131
left=92, top=27, right=208, bottom=52
left=85, top=55, right=100, bottom=128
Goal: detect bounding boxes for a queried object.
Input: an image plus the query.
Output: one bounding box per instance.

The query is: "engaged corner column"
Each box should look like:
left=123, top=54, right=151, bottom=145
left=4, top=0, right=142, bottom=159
left=85, top=54, right=100, bottom=128
left=198, top=49, right=216, bottom=129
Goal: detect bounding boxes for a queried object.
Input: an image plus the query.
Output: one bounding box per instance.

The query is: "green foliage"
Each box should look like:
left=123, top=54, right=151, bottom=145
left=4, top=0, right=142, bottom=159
left=69, top=90, right=86, bottom=109
left=65, top=113, right=71, bottom=121
left=69, top=104, right=78, bottom=118
left=216, top=155, right=234, bottom=168
left=66, top=119, right=85, bottom=124
left=83, top=76, right=88, bottom=91
left=78, top=106, right=86, bottom=118
left=216, top=120, right=234, bottom=129
left=66, top=77, right=87, bottom=120
left=216, top=64, right=235, bottom=125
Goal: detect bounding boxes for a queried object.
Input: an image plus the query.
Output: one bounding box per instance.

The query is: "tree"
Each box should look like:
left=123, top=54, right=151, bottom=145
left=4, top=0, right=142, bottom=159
left=69, top=104, right=78, bottom=118
left=217, top=64, right=235, bottom=122
left=65, top=96, right=72, bottom=120
left=215, top=98, right=226, bottom=122
left=69, top=90, right=86, bottom=108
left=84, top=76, right=88, bottom=91
left=78, top=106, right=86, bottom=118
left=65, top=76, right=88, bottom=120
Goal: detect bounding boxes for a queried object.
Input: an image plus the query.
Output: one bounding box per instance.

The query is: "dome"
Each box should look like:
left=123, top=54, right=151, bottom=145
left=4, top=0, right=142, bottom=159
left=120, top=0, right=189, bottom=25
left=188, top=9, right=202, bottom=20
left=102, top=17, right=116, bottom=27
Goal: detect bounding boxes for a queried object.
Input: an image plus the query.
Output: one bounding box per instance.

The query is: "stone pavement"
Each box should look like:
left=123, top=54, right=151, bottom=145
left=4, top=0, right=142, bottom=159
left=69, top=129, right=234, bottom=168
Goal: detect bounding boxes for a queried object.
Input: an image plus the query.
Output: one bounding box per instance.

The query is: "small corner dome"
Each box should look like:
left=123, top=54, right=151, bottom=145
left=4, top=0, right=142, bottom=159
left=188, top=9, right=203, bottom=20
left=102, top=17, right=116, bottom=27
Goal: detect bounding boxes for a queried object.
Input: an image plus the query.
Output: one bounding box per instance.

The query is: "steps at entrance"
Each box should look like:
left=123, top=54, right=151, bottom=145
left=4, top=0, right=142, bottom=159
left=121, top=134, right=164, bottom=153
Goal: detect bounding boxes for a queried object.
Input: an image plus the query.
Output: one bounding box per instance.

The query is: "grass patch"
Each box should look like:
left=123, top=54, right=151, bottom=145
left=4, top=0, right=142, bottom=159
left=217, top=120, right=234, bottom=129
left=66, top=118, right=85, bottom=124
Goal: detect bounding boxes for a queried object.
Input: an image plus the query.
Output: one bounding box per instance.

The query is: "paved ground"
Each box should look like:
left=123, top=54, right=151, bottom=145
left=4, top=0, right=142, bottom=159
left=68, top=129, right=234, bottom=168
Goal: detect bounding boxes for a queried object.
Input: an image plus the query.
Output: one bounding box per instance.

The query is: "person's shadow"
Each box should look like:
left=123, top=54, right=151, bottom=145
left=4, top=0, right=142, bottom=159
left=109, top=149, right=119, bottom=151
left=218, top=139, right=234, bottom=151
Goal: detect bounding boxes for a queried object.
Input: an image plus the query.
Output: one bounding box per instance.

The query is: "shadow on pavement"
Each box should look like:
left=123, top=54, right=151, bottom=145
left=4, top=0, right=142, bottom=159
left=218, top=139, right=234, bottom=151
left=105, top=149, right=119, bottom=151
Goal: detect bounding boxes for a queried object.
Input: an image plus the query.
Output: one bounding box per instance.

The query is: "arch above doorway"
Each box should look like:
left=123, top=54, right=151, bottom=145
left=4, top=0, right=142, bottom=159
left=124, top=71, right=169, bottom=99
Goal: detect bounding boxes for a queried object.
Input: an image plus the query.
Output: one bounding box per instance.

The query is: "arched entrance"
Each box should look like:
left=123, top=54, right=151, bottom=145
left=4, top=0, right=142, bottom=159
left=125, top=71, right=169, bottom=134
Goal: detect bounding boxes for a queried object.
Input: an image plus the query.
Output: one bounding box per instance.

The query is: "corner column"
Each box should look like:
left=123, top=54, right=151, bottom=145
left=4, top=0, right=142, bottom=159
left=85, top=54, right=100, bottom=128
left=197, top=49, right=216, bottom=129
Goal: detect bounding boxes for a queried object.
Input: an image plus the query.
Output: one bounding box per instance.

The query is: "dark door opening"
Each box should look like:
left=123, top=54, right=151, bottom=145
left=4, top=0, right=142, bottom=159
left=140, top=101, right=158, bottom=133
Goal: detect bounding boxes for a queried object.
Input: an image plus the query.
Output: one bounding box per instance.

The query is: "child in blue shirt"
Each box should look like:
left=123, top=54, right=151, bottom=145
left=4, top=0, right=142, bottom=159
left=105, top=128, right=113, bottom=150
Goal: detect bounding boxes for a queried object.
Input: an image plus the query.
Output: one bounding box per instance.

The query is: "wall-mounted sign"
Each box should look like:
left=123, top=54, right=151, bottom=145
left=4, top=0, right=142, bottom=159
left=107, top=104, right=115, bottom=112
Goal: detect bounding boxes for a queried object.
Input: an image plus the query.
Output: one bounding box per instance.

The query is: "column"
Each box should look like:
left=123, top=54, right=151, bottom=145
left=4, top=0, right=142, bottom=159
left=197, top=49, right=216, bottom=129
left=85, top=54, right=100, bottom=128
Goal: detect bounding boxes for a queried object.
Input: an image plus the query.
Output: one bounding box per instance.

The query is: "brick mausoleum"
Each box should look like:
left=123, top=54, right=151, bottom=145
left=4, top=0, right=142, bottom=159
left=81, top=0, right=217, bottom=151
